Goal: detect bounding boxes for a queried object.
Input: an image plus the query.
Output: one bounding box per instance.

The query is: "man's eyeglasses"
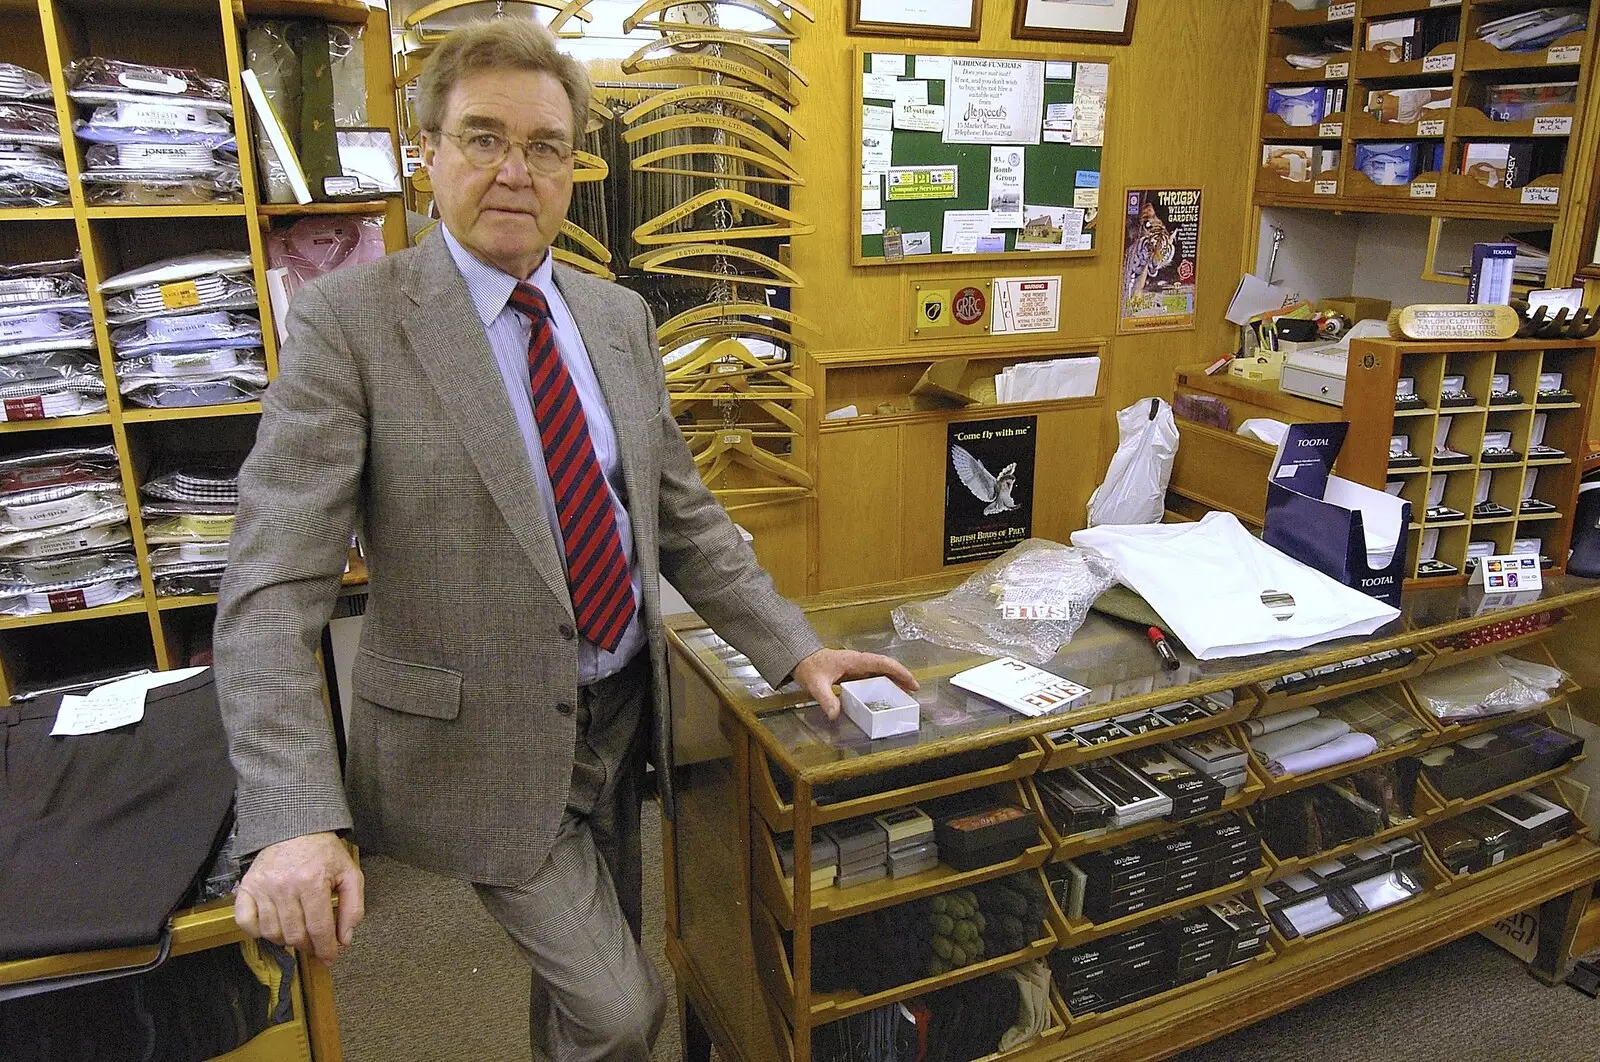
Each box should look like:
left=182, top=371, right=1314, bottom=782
left=441, top=129, right=574, bottom=176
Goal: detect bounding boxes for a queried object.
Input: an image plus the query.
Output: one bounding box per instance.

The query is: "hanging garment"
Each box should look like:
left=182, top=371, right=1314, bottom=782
left=1071, top=511, right=1401, bottom=660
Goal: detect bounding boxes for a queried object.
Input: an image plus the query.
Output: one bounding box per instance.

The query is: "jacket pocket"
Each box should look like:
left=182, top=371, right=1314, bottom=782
left=351, top=648, right=463, bottom=720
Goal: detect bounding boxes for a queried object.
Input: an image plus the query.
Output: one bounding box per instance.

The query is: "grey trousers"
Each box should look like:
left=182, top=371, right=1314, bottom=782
left=472, top=656, right=666, bottom=1062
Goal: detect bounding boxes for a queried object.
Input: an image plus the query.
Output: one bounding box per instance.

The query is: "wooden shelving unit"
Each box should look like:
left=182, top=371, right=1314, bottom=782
left=665, top=573, right=1600, bottom=1062
left=0, top=2, right=402, bottom=1058
left=1255, top=0, right=1599, bottom=224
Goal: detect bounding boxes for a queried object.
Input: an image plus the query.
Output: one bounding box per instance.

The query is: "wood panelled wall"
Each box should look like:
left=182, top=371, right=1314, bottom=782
left=770, top=0, right=1265, bottom=594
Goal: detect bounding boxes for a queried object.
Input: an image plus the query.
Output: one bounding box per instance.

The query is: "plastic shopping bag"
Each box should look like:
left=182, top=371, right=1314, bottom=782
left=1087, top=397, right=1179, bottom=527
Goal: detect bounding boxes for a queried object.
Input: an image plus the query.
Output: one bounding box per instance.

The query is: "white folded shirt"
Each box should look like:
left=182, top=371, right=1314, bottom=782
left=1071, top=511, right=1401, bottom=660
left=1252, top=716, right=1350, bottom=761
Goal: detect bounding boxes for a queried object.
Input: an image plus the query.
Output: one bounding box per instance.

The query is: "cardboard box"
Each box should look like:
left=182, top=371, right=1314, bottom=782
left=1319, top=296, right=1392, bottom=324
left=1264, top=421, right=1411, bottom=608
left=840, top=676, right=919, bottom=739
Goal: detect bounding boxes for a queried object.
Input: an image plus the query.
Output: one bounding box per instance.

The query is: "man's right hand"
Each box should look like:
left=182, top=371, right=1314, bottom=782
left=234, top=831, right=365, bottom=964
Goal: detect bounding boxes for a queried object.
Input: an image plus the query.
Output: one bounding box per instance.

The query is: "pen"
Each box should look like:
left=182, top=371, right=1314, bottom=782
left=1147, top=626, right=1180, bottom=670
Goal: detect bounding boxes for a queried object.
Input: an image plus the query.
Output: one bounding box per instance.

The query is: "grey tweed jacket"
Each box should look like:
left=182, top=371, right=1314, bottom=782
left=214, top=231, right=822, bottom=887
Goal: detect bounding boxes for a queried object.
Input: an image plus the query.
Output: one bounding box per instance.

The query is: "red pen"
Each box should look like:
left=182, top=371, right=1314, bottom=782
left=1147, top=626, right=1180, bottom=670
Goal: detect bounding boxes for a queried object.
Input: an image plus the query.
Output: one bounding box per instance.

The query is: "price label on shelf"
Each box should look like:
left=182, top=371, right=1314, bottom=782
left=1314, top=180, right=1338, bottom=195
left=1417, top=119, right=1445, bottom=136
left=1421, top=54, right=1456, bottom=73
left=1548, top=46, right=1582, bottom=64
left=159, top=280, right=201, bottom=310
left=1319, top=121, right=1342, bottom=137
left=1521, top=186, right=1560, bottom=205
left=1533, top=116, right=1573, bottom=135
left=1325, top=62, right=1348, bottom=78
left=1328, top=2, right=1354, bottom=19
left=1410, top=182, right=1438, bottom=199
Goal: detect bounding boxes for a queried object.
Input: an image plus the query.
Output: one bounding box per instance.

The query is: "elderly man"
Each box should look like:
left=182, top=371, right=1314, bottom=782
left=214, top=18, right=913, bottom=1061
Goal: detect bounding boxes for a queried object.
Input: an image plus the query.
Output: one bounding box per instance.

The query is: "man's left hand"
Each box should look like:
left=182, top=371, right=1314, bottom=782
left=792, top=648, right=919, bottom=720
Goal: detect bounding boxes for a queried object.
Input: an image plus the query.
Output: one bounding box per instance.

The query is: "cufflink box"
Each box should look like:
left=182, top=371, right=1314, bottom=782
left=1111, top=710, right=1171, bottom=737
left=1155, top=700, right=1214, bottom=727
left=1486, top=789, right=1576, bottom=850
left=1427, top=818, right=1484, bottom=874
left=1035, top=771, right=1116, bottom=836
left=1499, top=720, right=1584, bottom=774
left=1168, top=733, right=1250, bottom=776
left=1212, top=848, right=1262, bottom=888
left=1068, top=719, right=1129, bottom=749
left=777, top=830, right=839, bottom=878
left=825, top=817, right=887, bottom=863
left=1270, top=890, right=1359, bottom=940
left=1255, top=872, right=1325, bottom=919
left=840, top=676, right=920, bottom=739
left=1118, top=746, right=1226, bottom=821
left=836, top=861, right=888, bottom=888
left=931, top=801, right=1038, bottom=870
left=1455, top=807, right=1522, bottom=869
left=1215, top=766, right=1249, bottom=796
left=1159, top=907, right=1232, bottom=958
left=1207, top=897, right=1273, bottom=965
left=1070, top=760, right=1174, bottom=828
left=1072, top=846, right=1165, bottom=892
left=875, top=806, right=934, bottom=848
left=1186, top=813, right=1261, bottom=859
left=1051, top=926, right=1169, bottom=990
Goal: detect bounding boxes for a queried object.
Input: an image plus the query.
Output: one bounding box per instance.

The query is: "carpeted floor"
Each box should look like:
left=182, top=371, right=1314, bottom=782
left=331, top=807, right=1600, bottom=1062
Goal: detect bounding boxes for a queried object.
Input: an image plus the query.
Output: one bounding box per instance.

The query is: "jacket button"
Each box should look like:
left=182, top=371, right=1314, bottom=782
left=555, top=702, right=574, bottom=716
left=559, top=624, right=575, bottom=641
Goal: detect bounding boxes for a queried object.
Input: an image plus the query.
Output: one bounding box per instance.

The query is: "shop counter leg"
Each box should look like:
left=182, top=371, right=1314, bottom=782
left=1529, top=880, right=1597, bottom=986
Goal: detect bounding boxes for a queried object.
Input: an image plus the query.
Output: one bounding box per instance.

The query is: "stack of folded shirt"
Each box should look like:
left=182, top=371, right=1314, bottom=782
left=99, top=251, right=266, bottom=407
left=0, top=445, right=138, bottom=616
left=1248, top=708, right=1379, bottom=778
left=1318, top=690, right=1427, bottom=751
left=0, top=63, right=67, bottom=206
left=0, top=255, right=105, bottom=422
left=141, top=460, right=240, bottom=596
left=64, top=58, right=240, bottom=205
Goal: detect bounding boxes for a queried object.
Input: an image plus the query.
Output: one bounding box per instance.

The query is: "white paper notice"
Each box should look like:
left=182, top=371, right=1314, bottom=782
left=1072, top=62, right=1109, bottom=147
left=862, top=209, right=886, bottom=236
left=1044, top=131, right=1072, bottom=143
left=895, top=102, right=946, bottom=132
left=862, top=129, right=893, bottom=173
left=988, top=146, right=1025, bottom=227
left=1014, top=205, right=1083, bottom=251
left=1046, top=61, right=1074, bottom=80
left=1044, top=102, right=1074, bottom=131
left=993, top=275, right=1061, bottom=334
left=863, top=104, right=893, bottom=131
left=915, top=55, right=952, bottom=80
left=945, top=57, right=1045, bottom=145
left=942, top=209, right=996, bottom=252
left=863, top=72, right=899, bottom=100
left=892, top=80, right=929, bottom=107
left=903, top=231, right=933, bottom=255
left=1074, top=187, right=1100, bottom=209
left=51, top=667, right=207, bottom=736
left=870, top=53, right=907, bottom=76
left=862, top=173, right=882, bottom=210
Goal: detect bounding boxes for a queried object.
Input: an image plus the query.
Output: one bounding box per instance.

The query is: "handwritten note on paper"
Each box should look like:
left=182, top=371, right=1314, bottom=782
left=51, top=667, right=207, bottom=736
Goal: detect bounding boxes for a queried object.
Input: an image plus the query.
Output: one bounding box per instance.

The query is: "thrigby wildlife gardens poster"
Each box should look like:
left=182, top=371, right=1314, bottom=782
left=1119, top=187, right=1201, bottom=333
left=945, top=415, right=1037, bottom=565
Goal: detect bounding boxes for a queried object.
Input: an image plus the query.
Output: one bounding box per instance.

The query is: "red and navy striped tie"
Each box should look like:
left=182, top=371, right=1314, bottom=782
left=508, top=281, right=636, bottom=652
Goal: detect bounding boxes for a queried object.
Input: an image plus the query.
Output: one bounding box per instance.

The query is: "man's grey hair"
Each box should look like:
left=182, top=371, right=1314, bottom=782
left=417, top=18, right=591, bottom=146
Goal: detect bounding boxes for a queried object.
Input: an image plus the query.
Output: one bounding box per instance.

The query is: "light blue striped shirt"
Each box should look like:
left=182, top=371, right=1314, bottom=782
left=441, top=226, right=645, bottom=683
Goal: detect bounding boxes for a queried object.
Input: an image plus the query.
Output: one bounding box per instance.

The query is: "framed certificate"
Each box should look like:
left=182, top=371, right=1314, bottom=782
left=849, top=0, right=982, bottom=40
left=1012, top=0, right=1138, bottom=45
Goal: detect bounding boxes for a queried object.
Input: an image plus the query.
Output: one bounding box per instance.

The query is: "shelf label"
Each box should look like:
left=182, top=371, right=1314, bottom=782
left=1324, top=62, right=1349, bottom=79
left=1417, top=119, right=1445, bottom=136
left=1314, top=179, right=1338, bottom=195
left=1521, top=185, right=1560, bottom=205
left=1421, top=54, right=1456, bottom=73
left=1533, top=116, right=1573, bottom=135
left=1327, top=1, right=1355, bottom=19
left=1430, top=0, right=1461, bottom=6
left=159, top=280, right=201, bottom=310
left=1319, top=121, right=1342, bottom=137
left=1549, top=46, right=1582, bottom=64
left=1410, top=181, right=1438, bottom=199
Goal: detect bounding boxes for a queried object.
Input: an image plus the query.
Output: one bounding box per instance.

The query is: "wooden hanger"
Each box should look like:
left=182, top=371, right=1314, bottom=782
left=622, top=52, right=798, bottom=106
left=671, top=396, right=804, bottom=432
left=631, top=244, right=804, bottom=288
left=572, top=149, right=609, bottom=183
left=665, top=336, right=793, bottom=383
left=657, top=300, right=820, bottom=341
left=631, top=144, right=802, bottom=188
left=552, top=247, right=616, bottom=281
left=623, top=113, right=795, bottom=167
left=623, top=0, right=815, bottom=38
left=633, top=188, right=815, bottom=246
left=623, top=32, right=808, bottom=87
left=558, top=220, right=611, bottom=264
left=586, top=100, right=614, bottom=135
left=622, top=84, right=806, bottom=141
left=405, top=0, right=594, bottom=38
left=691, top=428, right=813, bottom=488
left=670, top=355, right=813, bottom=399
left=660, top=322, right=798, bottom=358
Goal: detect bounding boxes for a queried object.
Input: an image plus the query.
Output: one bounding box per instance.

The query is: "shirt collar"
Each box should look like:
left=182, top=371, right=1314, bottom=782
left=440, top=224, right=554, bottom=327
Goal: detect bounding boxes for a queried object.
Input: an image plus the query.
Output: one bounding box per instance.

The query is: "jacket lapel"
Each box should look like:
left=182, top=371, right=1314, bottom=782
left=400, top=234, right=574, bottom=619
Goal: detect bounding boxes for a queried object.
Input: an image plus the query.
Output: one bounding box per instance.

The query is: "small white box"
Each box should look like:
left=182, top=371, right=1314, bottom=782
left=840, top=676, right=920, bottom=739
